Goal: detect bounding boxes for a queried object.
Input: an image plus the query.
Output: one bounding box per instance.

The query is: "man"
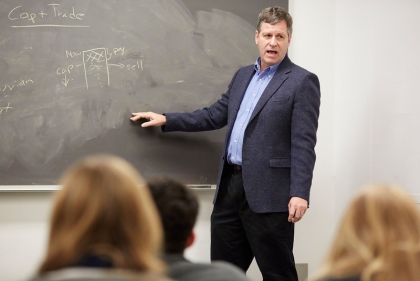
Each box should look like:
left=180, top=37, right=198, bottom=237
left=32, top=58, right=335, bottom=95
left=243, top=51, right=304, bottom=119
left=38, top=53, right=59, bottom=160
left=147, top=177, right=251, bottom=281
left=132, top=6, right=320, bottom=281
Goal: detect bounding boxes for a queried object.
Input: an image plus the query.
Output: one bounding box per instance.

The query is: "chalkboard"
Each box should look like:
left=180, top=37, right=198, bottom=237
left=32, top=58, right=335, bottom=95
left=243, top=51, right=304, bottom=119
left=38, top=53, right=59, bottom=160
left=0, top=0, right=287, bottom=185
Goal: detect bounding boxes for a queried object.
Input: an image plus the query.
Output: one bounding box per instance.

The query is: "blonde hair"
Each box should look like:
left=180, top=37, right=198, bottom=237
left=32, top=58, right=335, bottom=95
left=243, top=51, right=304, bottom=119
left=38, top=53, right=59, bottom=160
left=38, top=154, right=164, bottom=273
left=314, top=184, right=420, bottom=281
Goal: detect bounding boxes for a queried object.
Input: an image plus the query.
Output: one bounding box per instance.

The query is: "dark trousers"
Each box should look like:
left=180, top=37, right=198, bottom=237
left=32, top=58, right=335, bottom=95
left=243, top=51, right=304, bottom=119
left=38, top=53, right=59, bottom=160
left=210, top=165, right=298, bottom=281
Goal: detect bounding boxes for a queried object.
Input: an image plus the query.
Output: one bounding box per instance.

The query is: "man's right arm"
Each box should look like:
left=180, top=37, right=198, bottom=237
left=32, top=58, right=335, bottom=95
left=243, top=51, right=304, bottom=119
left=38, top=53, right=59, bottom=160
left=130, top=67, right=243, bottom=132
left=130, top=85, right=230, bottom=132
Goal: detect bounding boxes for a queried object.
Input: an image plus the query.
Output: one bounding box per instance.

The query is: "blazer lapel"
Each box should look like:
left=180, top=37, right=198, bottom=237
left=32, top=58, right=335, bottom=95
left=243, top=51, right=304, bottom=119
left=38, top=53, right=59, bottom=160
left=249, top=56, right=292, bottom=123
left=224, top=65, right=255, bottom=144
left=228, top=65, right=255, bottom=125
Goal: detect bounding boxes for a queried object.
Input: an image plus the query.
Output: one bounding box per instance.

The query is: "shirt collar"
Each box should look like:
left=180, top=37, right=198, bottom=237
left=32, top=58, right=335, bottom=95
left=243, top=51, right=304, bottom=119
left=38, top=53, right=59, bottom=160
left=254, top=57, right=282, bottom=76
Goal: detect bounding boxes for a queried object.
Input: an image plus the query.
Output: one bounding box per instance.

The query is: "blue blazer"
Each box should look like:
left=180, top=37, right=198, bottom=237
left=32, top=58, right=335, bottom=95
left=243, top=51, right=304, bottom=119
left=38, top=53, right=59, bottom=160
left=164, top=55, right=320, bottom=213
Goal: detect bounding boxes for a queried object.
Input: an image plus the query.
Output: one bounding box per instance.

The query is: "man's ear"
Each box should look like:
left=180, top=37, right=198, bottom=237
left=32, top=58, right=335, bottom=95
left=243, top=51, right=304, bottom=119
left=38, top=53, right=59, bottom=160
left=255, top=30, right=259, bottom=44
left=185, top=230, right=196, bottom=249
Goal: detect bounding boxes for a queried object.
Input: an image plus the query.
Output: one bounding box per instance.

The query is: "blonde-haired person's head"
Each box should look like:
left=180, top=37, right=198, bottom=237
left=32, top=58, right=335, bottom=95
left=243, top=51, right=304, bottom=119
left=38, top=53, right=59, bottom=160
left=38, top=154, right=164, bottom=274
left=314, top=184, right=420, bottom=281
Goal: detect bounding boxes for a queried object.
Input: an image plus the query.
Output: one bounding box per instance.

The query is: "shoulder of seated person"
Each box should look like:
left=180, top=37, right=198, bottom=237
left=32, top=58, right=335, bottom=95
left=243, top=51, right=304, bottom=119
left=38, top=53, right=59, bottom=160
left=170, top=261, right=250, bottom=280
left=28, top=267, right=173, bottom=281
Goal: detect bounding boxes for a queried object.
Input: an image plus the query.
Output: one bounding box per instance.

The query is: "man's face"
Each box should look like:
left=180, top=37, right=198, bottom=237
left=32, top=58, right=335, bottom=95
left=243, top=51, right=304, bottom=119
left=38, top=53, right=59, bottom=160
left=255, top=20, right=291, bottom=72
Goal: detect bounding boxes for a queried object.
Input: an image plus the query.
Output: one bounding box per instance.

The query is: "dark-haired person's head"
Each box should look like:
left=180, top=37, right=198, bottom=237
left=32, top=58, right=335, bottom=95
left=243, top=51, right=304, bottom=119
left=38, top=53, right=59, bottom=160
left=147, top=178, right=199, bottom=254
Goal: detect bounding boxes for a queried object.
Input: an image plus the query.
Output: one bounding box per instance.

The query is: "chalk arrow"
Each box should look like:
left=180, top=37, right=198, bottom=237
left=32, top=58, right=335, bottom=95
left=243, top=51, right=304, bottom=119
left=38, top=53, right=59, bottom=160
left=108, top=63, right=124, bottom=68
left=62, top=74, right=69, bottom=87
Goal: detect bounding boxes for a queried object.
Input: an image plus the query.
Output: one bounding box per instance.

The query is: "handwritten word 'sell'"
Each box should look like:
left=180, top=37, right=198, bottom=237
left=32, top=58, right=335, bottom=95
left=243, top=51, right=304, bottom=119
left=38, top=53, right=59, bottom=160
left=9, top=4, right=84, bottom=24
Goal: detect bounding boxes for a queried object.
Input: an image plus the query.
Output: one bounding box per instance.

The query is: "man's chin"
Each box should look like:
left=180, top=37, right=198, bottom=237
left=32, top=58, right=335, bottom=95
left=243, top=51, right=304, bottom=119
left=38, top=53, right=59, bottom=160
left=264, top=58, right=280, bottom=66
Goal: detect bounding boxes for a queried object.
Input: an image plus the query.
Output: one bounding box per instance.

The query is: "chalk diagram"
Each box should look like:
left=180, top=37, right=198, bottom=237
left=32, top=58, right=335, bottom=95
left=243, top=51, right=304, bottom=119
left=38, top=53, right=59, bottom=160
left=83, top=48, right=110, bottom=89
left=57, top=47, right=143, bottom=89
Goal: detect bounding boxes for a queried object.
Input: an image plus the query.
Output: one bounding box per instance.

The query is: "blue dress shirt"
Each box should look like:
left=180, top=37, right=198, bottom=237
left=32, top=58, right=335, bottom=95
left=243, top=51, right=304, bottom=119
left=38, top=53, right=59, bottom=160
left=227, top=58, right=281, bottom=165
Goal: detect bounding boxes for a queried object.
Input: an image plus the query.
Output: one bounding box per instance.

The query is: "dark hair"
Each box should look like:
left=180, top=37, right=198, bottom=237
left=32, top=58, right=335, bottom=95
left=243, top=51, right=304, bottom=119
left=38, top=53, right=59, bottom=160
left=257, top=6, right=293, bottom=35
left=147, top=177, right=199, bottom=254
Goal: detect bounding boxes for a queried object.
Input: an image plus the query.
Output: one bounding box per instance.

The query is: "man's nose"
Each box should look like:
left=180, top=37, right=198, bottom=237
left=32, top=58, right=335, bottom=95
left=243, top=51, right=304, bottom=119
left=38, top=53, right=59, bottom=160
left=269, top=37, right=277, bottom=46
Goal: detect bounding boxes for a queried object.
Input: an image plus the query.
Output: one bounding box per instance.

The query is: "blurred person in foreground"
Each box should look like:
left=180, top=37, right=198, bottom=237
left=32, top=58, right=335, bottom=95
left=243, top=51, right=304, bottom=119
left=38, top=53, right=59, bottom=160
left=147, top=177, right=251, bottom=281
left=312, top=184, right=420, bottom=281
left=30, top=155, right=171, bottom=281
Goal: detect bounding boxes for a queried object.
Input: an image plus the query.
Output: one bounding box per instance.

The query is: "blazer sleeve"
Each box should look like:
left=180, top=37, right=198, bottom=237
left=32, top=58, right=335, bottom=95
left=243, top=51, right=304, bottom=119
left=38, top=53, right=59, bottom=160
left=290, top=72, right=320, bottom=202
left=162, top=69, right=241, bottom=132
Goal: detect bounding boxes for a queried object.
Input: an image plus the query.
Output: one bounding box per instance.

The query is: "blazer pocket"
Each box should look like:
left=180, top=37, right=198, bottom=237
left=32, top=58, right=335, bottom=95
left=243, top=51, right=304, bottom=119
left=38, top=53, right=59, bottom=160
left=269, top=157, right=291, bottom=168
left=270, top=96, right=290, bottom=102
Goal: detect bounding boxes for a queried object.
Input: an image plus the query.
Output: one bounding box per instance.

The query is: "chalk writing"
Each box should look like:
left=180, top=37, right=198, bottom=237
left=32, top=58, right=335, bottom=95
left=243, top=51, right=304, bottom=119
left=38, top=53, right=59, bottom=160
left=57, top=47, right=143, bottom=89
left=112, top=47, right=125, bottom=56
left=65, top=50, right=82, bottom=58
left=62, top=74, right=70, bottom=87
left=11, top=25, right=89, bottom=28
left=8, top=4, right=88, bottom=28
left=108, top=61, right=142, bottom=70
left=126, top=52, right=144, bottom=60
left=0, top=103, right=12, bottom=114
left=83, top=48, right=110, bottom=89
left=56, top=65, right=74, bottom=75
left=1, top=79, right=34, bottom=92
left=108, top=63, right=124, bottom=68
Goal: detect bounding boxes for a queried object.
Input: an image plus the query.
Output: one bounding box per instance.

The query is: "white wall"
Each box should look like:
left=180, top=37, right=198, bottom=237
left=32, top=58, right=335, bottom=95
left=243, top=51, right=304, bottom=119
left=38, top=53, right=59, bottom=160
left=289, top=0, right=336, bottom=277
left=2, top=0, right=420, bottom=280
left=333, top=0, right=420, bottom=216
left=293, top=0, right=420, bottom=278
left=0, top=192, right=52, bottom=280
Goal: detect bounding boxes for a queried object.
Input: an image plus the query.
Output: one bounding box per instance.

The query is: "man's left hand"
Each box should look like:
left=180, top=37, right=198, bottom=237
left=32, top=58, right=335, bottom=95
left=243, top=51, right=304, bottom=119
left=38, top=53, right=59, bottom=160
left=288, top=197, right=308, bottom=223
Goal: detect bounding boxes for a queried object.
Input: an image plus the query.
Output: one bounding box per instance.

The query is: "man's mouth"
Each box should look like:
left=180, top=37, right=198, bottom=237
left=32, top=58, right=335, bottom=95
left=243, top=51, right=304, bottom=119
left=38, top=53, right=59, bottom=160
left=266, top=50, right=278, bottom=55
